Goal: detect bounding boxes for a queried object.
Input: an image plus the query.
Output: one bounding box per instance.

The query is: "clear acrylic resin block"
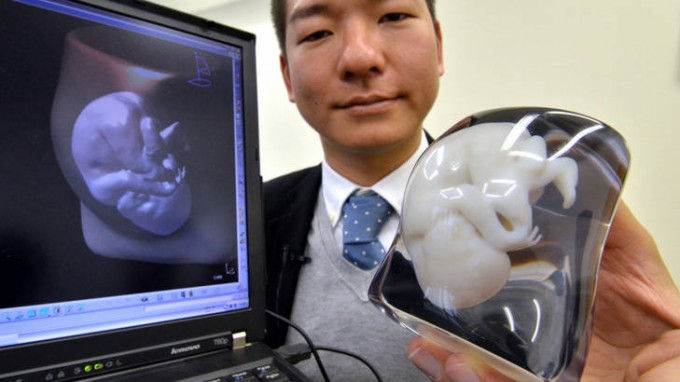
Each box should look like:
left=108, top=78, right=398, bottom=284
left=368, top=107, right=630, bottom=381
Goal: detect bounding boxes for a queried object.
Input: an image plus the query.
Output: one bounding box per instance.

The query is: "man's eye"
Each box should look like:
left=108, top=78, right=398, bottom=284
left=302, top=30, right=332, bottom=43
left=380, top=13, right=411, bottom=23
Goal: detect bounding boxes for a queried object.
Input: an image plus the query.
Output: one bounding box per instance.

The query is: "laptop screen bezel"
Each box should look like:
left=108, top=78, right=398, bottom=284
left=0, top=0, right=265, bottom=376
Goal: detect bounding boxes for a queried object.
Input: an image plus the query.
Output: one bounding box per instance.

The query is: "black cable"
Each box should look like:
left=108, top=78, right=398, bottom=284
left=317, top=346, right=383, bottom=382
left=265, top=309, right=331, bottom=382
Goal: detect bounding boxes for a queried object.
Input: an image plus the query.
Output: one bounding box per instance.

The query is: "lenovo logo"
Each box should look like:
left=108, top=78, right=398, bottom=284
left=170, top=344, right=201, bottom=355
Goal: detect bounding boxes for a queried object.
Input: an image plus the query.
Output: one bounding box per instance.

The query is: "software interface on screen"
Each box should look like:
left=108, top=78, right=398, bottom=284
left=0, top=0, right=250, bottom=348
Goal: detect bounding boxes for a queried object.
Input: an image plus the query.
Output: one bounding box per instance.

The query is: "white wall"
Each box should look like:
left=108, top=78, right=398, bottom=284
left=159, top=0, right=680, bottom=284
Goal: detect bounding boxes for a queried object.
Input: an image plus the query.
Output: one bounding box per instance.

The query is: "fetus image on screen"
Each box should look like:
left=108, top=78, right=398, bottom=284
left=72, top=91, right=191, bottom=236
left=402, top=122, right=578, bottom=310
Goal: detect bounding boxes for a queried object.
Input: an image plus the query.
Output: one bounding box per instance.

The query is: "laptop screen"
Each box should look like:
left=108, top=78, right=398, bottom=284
left=0, top=0, right=263, bottom=379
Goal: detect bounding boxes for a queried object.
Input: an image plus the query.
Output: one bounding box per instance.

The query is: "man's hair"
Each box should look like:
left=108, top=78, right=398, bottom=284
left=271, top=0, right=437, bottom=55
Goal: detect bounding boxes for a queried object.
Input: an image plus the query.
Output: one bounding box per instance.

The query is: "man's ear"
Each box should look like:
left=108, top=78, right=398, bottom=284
left=279, top=54, right=296, bottom=103
left=434, top=21, right=445, bottom=77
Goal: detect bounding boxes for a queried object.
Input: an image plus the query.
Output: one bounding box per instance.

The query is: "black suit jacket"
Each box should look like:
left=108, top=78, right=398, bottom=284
left=263, top=165, right=321, bottom=347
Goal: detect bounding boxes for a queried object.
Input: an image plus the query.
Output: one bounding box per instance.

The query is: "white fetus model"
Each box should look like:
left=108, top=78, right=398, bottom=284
left=402, top=122, right=578, bottom=310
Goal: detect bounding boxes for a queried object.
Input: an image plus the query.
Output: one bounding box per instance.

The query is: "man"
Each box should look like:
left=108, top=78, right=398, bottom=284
left=263, top=1, right=680, bottom=381
left=264, top=0, right=441, bottom=380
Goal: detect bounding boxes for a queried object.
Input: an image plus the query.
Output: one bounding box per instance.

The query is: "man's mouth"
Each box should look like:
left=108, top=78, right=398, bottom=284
left=337, top=94, right=400, bottom=115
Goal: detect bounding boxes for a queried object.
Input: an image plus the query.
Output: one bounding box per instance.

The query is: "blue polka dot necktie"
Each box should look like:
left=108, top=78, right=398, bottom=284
left=341, top=192, right=394, bottom=270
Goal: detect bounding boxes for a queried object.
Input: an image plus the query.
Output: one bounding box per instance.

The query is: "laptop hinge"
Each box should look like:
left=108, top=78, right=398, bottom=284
left=232, top=331, right=247, bottom=350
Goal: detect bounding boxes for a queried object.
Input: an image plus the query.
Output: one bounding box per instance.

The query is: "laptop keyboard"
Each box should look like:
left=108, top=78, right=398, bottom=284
left=203, top=363, right=294, bottom=382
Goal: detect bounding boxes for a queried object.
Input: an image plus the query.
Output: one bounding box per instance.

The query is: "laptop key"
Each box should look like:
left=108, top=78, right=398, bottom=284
left=251, top=364, right=291, bottom=382
left=251, top=364, right=276, bottom=377
left=260, top=371, right=291, bottom=381
left=225, top=370, right=259, bottom=382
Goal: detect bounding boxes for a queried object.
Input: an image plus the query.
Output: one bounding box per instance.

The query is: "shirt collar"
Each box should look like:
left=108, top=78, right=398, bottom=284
left=322, top=131, right=429, bottom=227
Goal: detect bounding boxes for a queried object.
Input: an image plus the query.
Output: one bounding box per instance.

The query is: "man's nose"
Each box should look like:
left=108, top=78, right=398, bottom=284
left=338, top=24, right=385, bottom=81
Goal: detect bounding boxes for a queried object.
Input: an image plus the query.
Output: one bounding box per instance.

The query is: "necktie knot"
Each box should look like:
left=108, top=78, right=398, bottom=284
left=342, top=192, right=394, bottom=270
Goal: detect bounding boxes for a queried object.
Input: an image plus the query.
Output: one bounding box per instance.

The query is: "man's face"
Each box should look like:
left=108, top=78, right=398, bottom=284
left=281, top=0, right=444, bottom=160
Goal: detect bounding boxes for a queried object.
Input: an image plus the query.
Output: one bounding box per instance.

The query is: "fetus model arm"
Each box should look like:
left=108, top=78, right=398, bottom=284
left=402, top=123, right=578, bottom=310
left=71, top=91, right=191, bottom=235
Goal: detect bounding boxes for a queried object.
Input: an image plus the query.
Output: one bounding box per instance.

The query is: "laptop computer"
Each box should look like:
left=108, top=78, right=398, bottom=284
left=0, top=0, right=310, bottom=380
